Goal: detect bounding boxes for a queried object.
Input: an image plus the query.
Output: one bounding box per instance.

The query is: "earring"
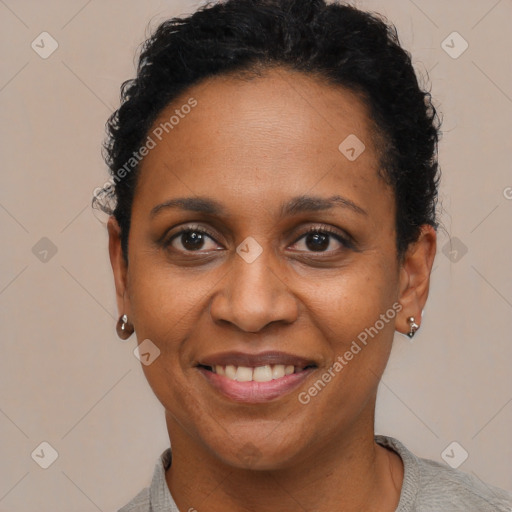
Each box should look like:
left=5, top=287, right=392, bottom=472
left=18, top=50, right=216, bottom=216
left=407, top=316, right=419, bottom=339
left=116, top=314, right=134, bottom=340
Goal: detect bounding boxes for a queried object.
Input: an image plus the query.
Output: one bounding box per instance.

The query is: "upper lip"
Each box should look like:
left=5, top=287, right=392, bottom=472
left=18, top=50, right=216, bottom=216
left=197, top=351, right=318, bottom=369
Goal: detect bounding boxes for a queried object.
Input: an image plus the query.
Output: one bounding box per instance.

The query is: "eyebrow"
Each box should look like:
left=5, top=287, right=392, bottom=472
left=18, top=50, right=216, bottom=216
left=149, top=194, right=368, bottom=219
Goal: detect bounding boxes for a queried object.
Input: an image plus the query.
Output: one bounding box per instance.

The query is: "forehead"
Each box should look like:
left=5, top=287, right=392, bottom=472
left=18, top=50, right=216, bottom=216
left=153, top=68, right=378, bottom=158
left=134, top=67, right=391, bottom=219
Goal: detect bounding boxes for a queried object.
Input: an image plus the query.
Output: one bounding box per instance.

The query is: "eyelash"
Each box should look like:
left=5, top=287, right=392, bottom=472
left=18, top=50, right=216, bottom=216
left=162, top=223, right=353, bottom=254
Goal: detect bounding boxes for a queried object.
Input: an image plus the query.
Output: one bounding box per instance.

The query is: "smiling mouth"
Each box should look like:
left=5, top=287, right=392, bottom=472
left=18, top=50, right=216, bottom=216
left=197, top=364, right=317, bottom=383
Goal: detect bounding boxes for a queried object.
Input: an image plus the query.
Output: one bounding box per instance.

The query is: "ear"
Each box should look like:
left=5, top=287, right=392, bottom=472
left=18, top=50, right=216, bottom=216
left=107, top=216, right=130, bottom=318
left=396, top=225, right=437, bottom=336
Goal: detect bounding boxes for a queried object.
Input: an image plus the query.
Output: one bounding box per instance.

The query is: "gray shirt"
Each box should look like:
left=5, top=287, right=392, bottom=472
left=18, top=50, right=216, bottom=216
left=118, top=435, right=512, bottom=511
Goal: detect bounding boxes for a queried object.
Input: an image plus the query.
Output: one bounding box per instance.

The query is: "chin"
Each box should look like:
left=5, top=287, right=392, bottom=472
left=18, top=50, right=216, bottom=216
left=204, top=427, right=308, bottom=471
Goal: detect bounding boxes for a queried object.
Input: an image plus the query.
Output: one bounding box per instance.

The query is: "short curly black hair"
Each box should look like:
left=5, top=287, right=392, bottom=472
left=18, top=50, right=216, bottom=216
left=96, top=0, right=441, bottom=263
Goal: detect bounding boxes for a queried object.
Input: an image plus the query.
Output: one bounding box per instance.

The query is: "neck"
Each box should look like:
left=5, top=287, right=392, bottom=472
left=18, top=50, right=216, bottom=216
left=164, top=412, right=403, bottom=512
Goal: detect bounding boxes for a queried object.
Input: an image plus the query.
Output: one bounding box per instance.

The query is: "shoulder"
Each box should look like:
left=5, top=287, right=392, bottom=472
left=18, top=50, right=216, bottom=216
left=415, top=456, right=512, bottom=511
left=117, top=486, right=150, bottom=512
left=376, top=435, right=512, bottom=512
left=117, top=447, right=173, bottom=512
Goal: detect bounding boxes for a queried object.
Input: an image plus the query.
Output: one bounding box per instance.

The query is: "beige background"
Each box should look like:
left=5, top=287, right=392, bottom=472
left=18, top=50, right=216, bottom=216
left=0, top=0, right=511, bottom=510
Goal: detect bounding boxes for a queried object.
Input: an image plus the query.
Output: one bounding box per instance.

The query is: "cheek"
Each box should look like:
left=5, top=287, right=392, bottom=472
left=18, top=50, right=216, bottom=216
left=127, top=255, right=205, bottom=341
left=299, top=255, right=398, bottom=397
left=139, top=359, right=210, bottom=447
left=303, top=255, right=399, bottom=343
left=295, top=300, right=397, bottom=438
left=128, top=269, right=200, bottom=418
left=125, top=257, right=212, bottom=405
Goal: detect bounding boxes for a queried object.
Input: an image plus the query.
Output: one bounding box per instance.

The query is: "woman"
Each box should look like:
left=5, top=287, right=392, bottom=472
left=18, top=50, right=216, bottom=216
left=95, top=0, right=512, bottom=510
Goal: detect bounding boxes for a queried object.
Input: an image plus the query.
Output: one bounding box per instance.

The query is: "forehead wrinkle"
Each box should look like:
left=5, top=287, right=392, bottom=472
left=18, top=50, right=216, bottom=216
left=149, top=193, right=367, bottom=220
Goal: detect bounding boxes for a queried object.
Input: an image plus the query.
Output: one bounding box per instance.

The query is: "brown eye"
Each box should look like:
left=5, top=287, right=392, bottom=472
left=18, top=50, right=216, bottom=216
left=178, top=230, right=208, bottom=251
left=309, top=232, right=331, bottom=251
left=290, top=226, right=352, bottom=253
left=164, top=226, right=221, bottom=253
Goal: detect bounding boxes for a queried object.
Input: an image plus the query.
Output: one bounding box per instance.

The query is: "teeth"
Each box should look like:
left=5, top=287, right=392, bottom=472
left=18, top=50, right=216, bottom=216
left=272, top=364, right=285, bottom=379
left=211, top=364, right=306, bottom=382
left=225, top=365, right=237, bottom=379
left=253, top=365, right=273, bottom=382
left=235, top=366, right=253, bottom=382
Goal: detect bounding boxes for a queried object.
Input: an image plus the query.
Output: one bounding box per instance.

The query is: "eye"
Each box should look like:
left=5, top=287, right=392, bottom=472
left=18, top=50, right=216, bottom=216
left=162, top=223, right=353, bottom=255
left=164, top=225, right=221, bottom=252
left=290, top=226, right=352, bottom=253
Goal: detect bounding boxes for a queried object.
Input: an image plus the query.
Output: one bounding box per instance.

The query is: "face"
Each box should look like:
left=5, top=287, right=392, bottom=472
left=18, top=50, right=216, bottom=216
left=109, top=67, right=436, bottom=470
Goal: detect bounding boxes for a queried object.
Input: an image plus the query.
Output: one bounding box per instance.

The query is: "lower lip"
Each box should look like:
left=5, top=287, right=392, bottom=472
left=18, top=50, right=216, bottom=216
left=197, top=367, right=315, bottom=403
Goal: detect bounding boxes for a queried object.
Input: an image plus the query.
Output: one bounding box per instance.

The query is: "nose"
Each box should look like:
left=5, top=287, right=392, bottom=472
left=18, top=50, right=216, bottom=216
left=209, top=244, right=299, bottom=333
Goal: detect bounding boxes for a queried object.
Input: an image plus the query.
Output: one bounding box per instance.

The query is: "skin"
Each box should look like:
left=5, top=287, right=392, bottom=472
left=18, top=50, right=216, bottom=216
left=108, top=67, right=436, bottom=511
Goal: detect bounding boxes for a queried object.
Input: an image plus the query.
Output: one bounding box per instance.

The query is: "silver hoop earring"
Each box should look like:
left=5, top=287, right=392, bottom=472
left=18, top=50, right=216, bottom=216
left=407, top=316, right=419, bottom=339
